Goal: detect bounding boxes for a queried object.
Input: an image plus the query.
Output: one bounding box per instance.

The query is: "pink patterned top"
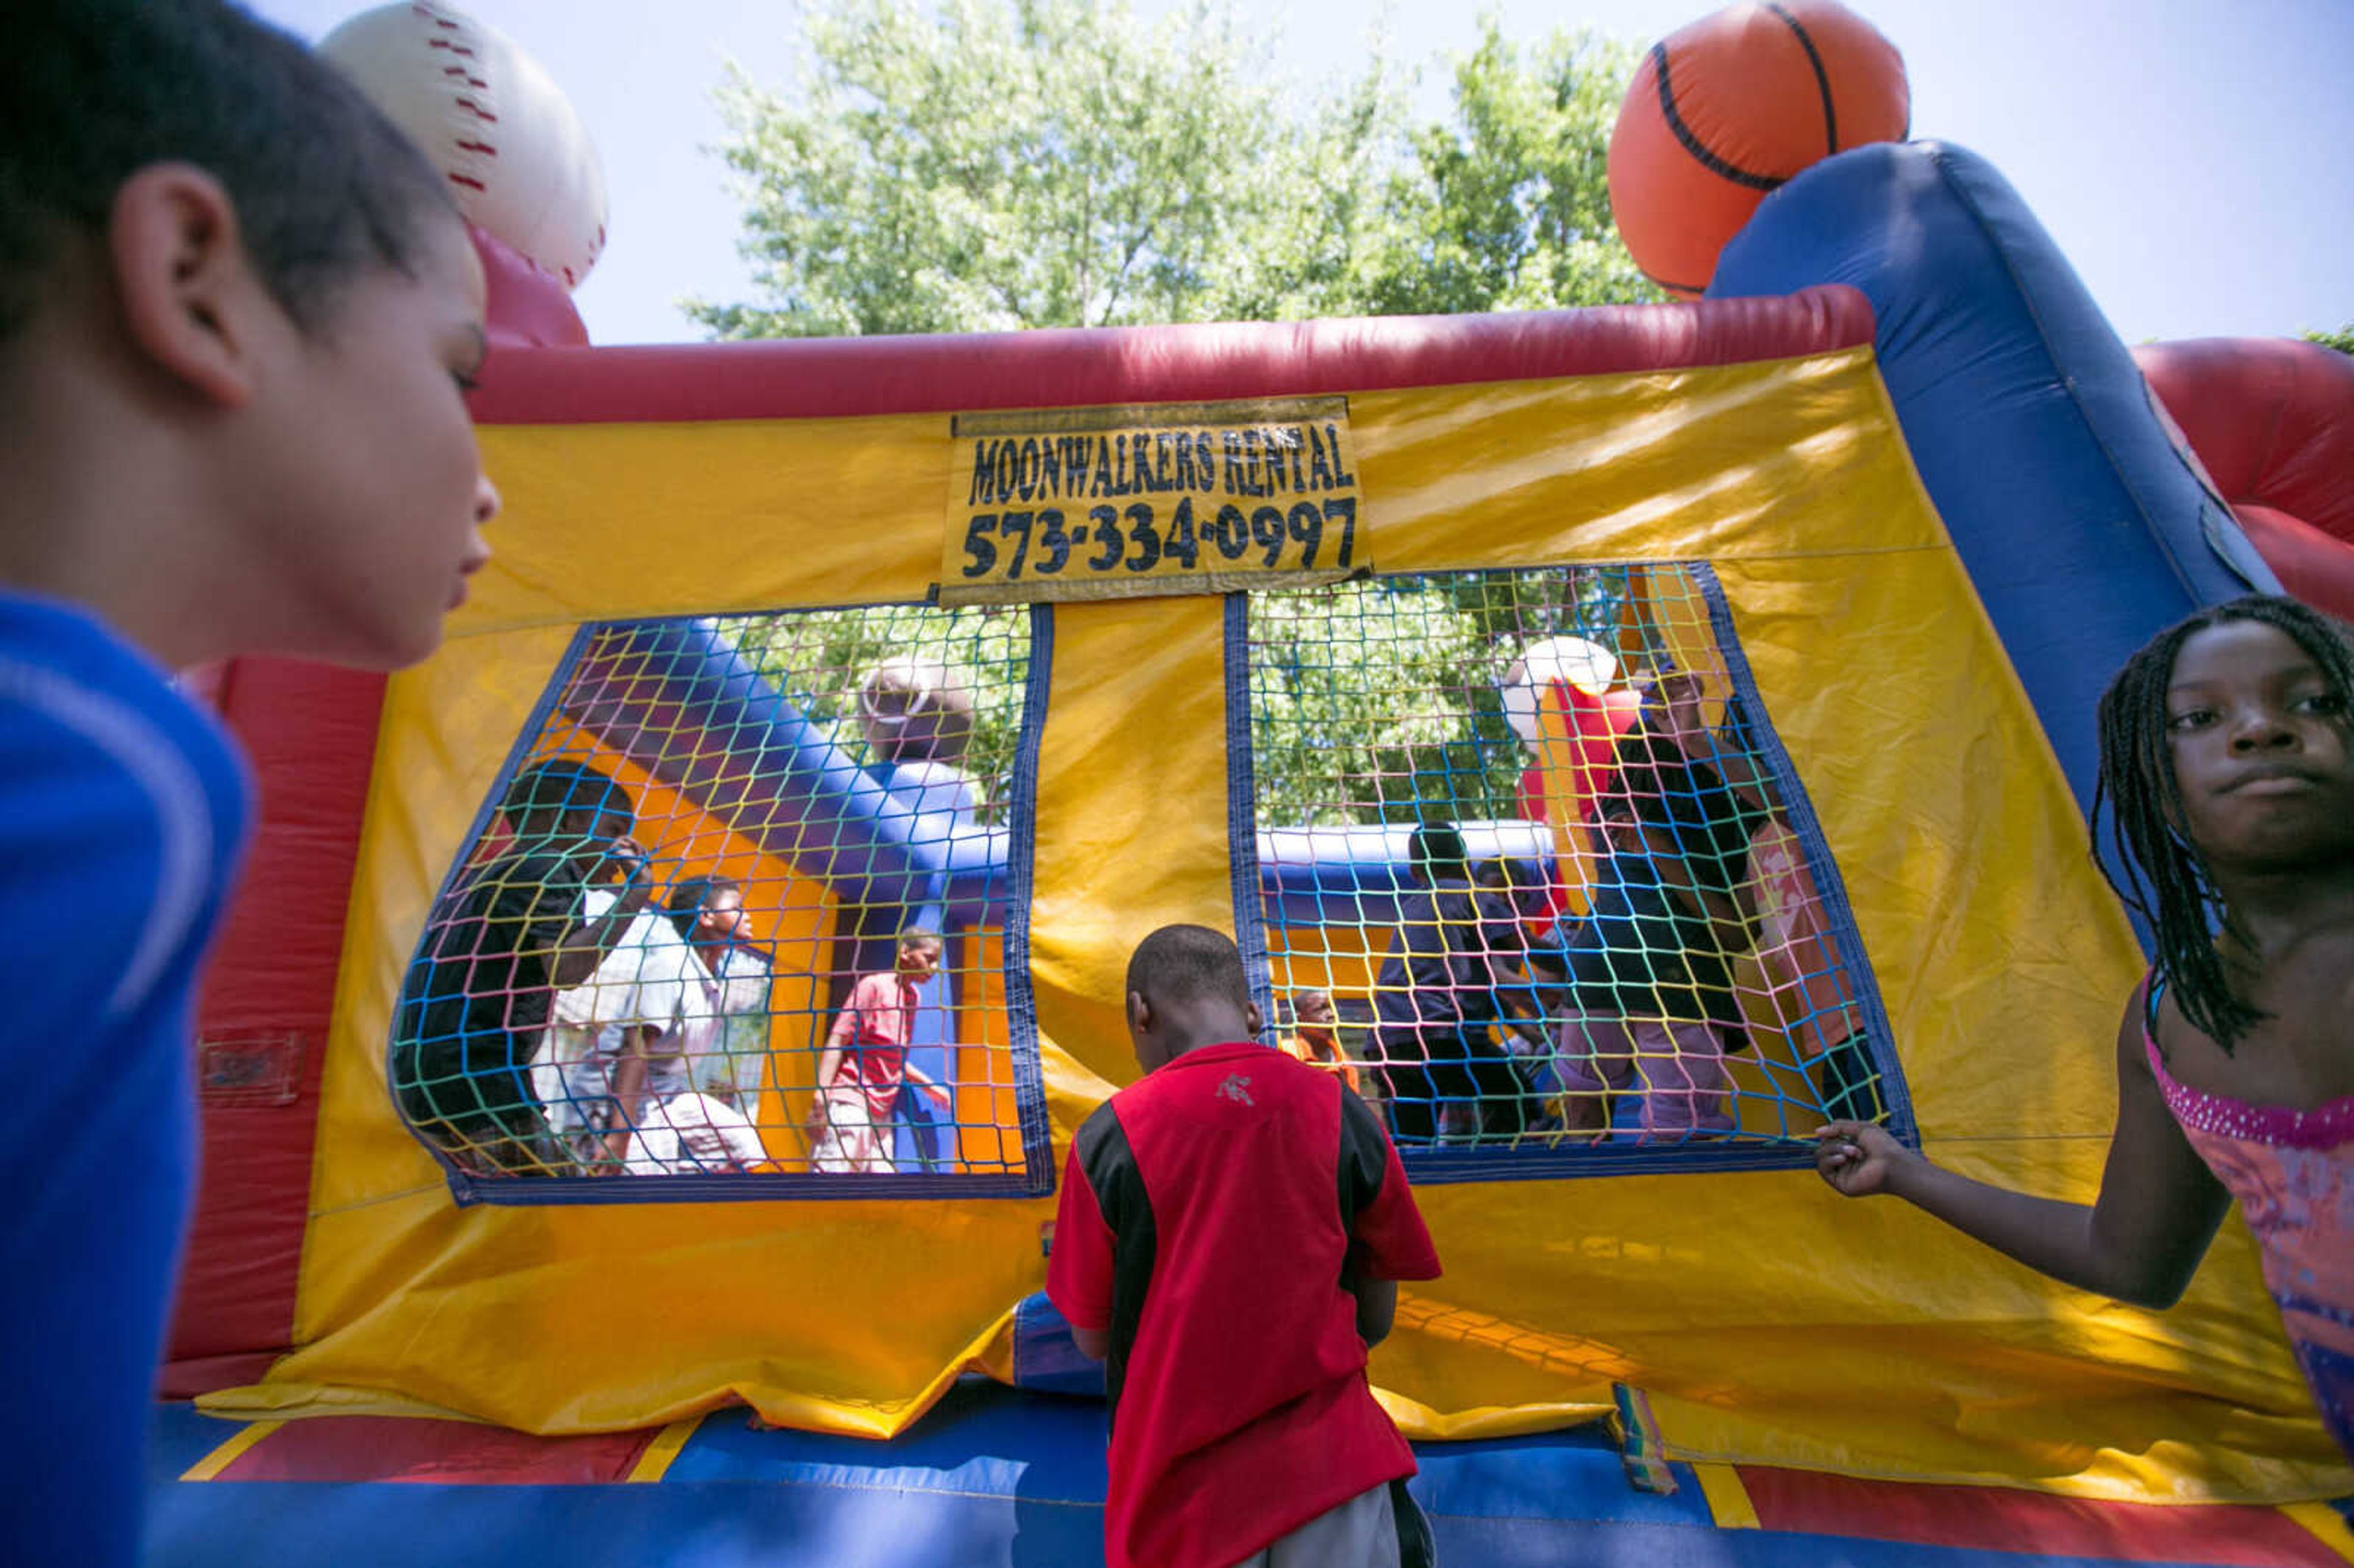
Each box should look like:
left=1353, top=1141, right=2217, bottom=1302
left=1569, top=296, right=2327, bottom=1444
left=2143, top=1000, right=2354, bottom=1461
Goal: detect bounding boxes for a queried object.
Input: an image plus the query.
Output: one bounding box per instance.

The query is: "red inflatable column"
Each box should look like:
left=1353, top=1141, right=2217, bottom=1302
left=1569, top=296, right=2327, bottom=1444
left=165, top=660, right=386, bottom=1395
left=2136, top=337, right=2354, bottom=622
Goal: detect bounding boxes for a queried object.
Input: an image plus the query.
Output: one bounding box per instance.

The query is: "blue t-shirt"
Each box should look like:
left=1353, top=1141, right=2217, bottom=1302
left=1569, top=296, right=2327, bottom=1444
left=0, top=590, right=252, bottom=1565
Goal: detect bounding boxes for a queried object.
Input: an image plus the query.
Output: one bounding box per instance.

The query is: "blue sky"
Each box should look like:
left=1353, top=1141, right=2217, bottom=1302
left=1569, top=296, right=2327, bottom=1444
left=252, top=0, right=2352, bottom=348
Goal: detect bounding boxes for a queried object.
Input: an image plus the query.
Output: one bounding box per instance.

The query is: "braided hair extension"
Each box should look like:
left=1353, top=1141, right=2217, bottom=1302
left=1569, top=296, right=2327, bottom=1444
left=2090, top=595, right=2354, bottom=1051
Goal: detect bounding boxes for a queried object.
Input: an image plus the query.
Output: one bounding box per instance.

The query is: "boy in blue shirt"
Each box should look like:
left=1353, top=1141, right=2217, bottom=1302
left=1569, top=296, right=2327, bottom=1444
left=0, top=3, right=499, bottom=1559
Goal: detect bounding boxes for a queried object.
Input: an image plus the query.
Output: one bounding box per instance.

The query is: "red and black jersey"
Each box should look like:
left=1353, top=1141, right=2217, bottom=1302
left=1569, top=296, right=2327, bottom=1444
left=1048, top=1041, right=1441, bottom=1568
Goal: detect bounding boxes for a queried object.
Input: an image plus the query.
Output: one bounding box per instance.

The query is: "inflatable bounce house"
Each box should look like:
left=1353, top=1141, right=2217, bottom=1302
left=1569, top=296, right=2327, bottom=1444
left=150, top=1, right=2354, bottom=1561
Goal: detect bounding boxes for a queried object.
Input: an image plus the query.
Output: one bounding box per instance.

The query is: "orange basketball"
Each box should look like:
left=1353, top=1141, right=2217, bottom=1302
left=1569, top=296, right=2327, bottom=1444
left=1608, top=1, right=1908, bottom=297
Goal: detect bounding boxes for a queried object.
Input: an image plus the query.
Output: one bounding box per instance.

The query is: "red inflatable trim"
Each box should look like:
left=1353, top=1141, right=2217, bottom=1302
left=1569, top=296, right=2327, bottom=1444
left=2234, top=503, right=2354, bottom=626
left=469, top=284, right=1874, bottom=426
left=2138, top=337, right=2354, bottom=622
left=166, top=659, right=388, bottom=1391
left=1737, top=1465, right=2332, bottom=1565
left=473, top=225, right=590, bottom=351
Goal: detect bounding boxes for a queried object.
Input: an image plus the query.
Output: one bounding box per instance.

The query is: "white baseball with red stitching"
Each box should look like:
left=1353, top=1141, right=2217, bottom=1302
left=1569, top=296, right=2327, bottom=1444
left=321, top=2, right=608, bottom=290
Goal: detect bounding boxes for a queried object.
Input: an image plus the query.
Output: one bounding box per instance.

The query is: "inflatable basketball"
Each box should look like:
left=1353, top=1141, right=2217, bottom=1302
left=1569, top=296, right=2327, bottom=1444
left=1608, top=1, right=1908, bottom=297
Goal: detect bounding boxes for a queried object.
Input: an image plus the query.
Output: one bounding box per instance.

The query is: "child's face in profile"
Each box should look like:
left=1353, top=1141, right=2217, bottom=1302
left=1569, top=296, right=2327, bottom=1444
left=699, top=889, right=752, bottom=945
left=897, top=940, right=942, bottom=983
left=243, top=210, right=497, bottom=669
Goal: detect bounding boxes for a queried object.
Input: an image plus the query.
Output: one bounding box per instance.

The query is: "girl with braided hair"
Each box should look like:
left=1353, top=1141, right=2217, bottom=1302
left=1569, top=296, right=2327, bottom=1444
left=1816, top=595, right=2354, bottom=1459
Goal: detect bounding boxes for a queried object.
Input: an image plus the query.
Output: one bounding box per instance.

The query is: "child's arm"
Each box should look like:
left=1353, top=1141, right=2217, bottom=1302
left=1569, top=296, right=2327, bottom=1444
left=902, top=1060, right=954, bottom=1108
left=1658, top=672, right=1773, bottom=818
left=549, top=839, right=655, bottom=989
left=603, top=1025, right=655, bottom=1165
left=1339, top=1090, right=1444, bottom=1342
left=1046, top=1121, right=1121, bottom=1361
left=1347, top=1270, right=1399, bottom=1347
left=1815, top=993, right=2233, bottom=1308
left=806, top=988, right=861, bottom=1133
left=803, top=1046, right=845, bottom=1138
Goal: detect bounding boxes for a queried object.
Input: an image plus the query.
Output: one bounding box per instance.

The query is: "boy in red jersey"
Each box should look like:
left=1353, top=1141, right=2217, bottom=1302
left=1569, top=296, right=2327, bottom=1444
left=1049, top=924, right=1442, bottom=1568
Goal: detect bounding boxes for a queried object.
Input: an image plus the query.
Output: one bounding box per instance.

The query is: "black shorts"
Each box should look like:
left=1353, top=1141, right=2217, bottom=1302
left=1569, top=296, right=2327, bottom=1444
left=392, top=1027, right=548, bottom=1167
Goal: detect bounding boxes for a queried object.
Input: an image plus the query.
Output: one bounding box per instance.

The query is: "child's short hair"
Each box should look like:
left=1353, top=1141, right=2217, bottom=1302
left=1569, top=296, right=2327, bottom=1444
left=665, top=873, right=742, bottom=941
left=1479, top=854, right=1544, bottom=891
left=1407, top=822, right=1469, bottom=883
left=896, top=926, right=943, bottom=950
left=0, top=0, right=455, bottom=338
left=2093, top=593, right=2354, bottom=1049
left=1126, top=924, right=1249, bottom=1010
left=503, top=759, right=631, bottom=825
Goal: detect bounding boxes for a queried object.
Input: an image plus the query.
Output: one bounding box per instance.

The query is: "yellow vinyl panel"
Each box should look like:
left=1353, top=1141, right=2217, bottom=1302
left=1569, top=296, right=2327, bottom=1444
left=452, top=416, right=956, bottom=633
left=1026, top=593, right=1238, bottom=1116
left=211, top=346, right=2348, bottom=1497
left=241, top=623, right=1046, bottom=1436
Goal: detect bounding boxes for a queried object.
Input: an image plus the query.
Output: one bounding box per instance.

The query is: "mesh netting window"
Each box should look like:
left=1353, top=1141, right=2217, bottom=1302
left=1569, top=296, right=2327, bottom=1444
left=389, top=605, right=1051, bottom=1200
left=1243, top=563, right=1900, bottom=1174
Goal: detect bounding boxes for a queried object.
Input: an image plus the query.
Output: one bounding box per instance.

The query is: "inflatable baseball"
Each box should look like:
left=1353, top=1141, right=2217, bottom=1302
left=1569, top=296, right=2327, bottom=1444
left=321, top=2, right=608, bottom=290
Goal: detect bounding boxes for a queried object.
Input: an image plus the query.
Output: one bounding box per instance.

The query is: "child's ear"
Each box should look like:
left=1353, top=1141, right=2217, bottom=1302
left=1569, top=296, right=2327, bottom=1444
left=109, top=162, right=270, bottom=410
left=1126, top=990, right=1151, bottom=1038
left=1243, top=997, right=1265, bottom=1038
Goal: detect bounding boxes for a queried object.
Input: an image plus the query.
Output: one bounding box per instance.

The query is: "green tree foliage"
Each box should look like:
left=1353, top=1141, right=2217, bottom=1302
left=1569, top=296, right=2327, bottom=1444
left=1247, top=569, right=1638, bottom=828
left=690, top=1, right=1664, bottom=829
left=687, top=0, right=1415, bottom=336
left=711, top=573, right=1641, bottom=837
left=718, top=606, right=1032, bottom=826
left=2305, top=324, right=2353, bottom=356
left=687, top=0, right=1658, bottom=337
left=1367, top=27, right=1658, bottom=315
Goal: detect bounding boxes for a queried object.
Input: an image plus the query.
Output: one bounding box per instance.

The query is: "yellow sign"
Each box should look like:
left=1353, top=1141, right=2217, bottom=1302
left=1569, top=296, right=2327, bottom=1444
left=939, top=396, right=1366, bottom=604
